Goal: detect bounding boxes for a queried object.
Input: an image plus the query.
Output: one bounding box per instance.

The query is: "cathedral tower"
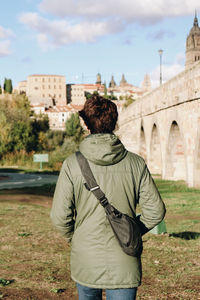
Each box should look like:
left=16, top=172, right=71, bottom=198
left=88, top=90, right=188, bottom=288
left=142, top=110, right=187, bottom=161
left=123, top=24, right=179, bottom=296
left=185, top=12, right=200, bottom=69
left=96, top=73, right=101, bottom=85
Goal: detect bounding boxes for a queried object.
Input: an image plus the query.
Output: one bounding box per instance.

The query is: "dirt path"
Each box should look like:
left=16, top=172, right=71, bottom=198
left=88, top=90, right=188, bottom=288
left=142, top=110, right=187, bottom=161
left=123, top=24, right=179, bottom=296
left=0, top=194, right=52, bottom=207
left=0, top=176, right=9, bottom=181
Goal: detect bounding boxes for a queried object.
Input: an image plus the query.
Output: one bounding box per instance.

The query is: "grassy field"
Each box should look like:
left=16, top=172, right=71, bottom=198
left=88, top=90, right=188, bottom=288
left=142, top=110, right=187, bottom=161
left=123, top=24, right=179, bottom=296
left=0, top=179, right=200, bottom=299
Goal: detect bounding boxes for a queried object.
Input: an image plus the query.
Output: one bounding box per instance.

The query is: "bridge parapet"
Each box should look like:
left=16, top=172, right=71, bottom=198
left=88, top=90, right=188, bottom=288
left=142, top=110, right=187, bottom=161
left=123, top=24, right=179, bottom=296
left=117, top=61, right=200, bottom=188
left=119, top=60, right=200, bottom=127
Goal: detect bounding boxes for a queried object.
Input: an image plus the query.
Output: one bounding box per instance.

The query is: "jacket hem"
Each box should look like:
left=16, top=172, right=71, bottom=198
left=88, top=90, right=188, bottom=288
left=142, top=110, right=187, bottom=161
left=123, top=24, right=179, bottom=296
left=71, top=275, right=141, bottom=289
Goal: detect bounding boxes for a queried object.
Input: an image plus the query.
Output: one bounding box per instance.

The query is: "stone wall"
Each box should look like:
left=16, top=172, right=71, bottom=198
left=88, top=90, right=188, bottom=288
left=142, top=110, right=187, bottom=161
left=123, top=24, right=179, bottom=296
left=117, top=61, right=200, bottom=187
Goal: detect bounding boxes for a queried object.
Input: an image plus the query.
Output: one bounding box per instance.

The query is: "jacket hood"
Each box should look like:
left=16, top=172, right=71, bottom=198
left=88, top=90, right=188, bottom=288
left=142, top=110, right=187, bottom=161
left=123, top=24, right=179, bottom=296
left=79, top=134, right=127, bottom=166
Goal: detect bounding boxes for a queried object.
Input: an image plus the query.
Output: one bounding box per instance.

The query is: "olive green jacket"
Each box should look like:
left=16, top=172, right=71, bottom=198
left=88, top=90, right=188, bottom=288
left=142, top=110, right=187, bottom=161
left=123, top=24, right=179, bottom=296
left=51, top=134, right=166, bottom=288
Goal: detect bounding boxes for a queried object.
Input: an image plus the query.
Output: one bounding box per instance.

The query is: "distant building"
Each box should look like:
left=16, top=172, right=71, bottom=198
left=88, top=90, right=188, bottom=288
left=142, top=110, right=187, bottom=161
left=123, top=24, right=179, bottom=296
left=107, top=74, right=150, bottom=100
left=16, top=72, right=152, bottom=130
left=33, top=104, right=83, bottom=131
left=31, top=104, right=46, bottom=115
left=17, top=74, right=67, bottom=106
left=141, top=74, right=152, bottom=93
left=119, top=74, right=129, bottom=87
left=96, top=73, right=102, bottom=85
left=17, top=80, right=27, bottom=94
left=67, top=83, right=104, bottom=105
left=185, top=12, right=200, bottom=69
left=109, top=75, right=117, bottom=88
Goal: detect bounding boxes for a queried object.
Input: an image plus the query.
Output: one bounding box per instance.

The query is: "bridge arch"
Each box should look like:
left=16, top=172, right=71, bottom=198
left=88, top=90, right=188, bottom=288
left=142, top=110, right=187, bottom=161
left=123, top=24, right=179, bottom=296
left=149, top=123, right=162, bottom=174
left=165, top=120, right=187, bottom=181
left=139, top=125, right=147, bottom=161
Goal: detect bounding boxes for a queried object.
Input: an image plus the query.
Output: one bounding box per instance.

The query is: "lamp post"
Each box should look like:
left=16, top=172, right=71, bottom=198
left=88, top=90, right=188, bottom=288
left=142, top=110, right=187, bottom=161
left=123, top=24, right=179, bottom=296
left=158, top=49, right=163, bottom=85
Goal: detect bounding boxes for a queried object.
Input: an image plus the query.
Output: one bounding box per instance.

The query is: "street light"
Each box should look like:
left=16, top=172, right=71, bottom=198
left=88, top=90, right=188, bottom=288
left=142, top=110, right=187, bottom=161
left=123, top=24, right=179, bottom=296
left=158, top=49, right=163, bottom=85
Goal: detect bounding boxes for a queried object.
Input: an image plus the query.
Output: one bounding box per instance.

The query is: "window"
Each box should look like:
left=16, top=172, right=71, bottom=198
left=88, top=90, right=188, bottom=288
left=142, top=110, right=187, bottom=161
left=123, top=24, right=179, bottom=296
left=59, top=78, right=61, bottom=82
left=42, top=78, right=45, bottom=82
left=42, top=85, right=45, bottom=89
left=42, top=94, right=45, bottom=97
left=54, top=78, right=56, bottom=82
left=48, top=78, right=51, bottom=82
left=62, top=113, right=64, bottom=117
left=59, top=85, right=62, bottom=89
left=34, top=87, right=38, bottom=90
left=54, top=85, right=56, bottom=89
left=59, top=94, right=61, bottom=98
left=48, top=85, right=51, bottom=89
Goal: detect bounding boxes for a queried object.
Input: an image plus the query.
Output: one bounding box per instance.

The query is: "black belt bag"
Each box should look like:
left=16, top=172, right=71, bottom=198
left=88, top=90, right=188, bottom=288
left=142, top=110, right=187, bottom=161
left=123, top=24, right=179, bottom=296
left=76, top=151, right=143, bottom=257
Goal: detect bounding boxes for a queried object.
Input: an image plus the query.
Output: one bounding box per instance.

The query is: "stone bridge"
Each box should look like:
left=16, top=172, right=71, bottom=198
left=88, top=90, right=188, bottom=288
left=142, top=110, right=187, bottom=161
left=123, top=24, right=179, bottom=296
left=117, top=61, right=200, bottom=187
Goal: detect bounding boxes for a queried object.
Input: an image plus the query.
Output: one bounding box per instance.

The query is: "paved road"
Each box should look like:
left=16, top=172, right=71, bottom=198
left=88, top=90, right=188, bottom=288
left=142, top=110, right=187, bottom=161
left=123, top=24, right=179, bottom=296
left=0, top=173, right=58, bottom=189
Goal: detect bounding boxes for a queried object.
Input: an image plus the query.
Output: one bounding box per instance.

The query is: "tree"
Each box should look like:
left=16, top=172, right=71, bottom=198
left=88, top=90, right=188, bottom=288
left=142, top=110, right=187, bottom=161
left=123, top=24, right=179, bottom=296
left=0, top=94, right=51, bottom=154
left=104, top=81, right=107, bottom=98
left=123, top=95, right=135, bottom=108
left=65, top=113, right=84, bottom=141
left=0, top=111, right=12, bottom=157
left=0, top=85, right=2, bottom=94
left=3, top=78, right=13, bottom=94
left=10, top=121, right=33, bottom=152
left=107, top=94, right=118, bottom=101
left=85, top=92, right=92, bottom=100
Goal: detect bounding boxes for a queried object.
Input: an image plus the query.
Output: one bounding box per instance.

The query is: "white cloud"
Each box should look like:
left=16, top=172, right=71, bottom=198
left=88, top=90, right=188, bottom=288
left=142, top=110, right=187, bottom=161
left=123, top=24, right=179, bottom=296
left=0, top=25, right=14, bottom=57
left=0, top=25, right=15, bottom=39
left=20, top=0, right=200, bottom=49
left=150, top=63, right=184, bottom=88
left=149, top=50, right=186, bottom=88
left=39, top=0, right=200, bottom=23
left=19, top=12, right=124, bottom=50
left=0, top=40, right=12, bottom=56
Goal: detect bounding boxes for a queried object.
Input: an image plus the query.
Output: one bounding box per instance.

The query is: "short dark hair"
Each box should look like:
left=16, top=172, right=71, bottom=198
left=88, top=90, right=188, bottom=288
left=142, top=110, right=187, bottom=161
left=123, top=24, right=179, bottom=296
left=79, top=94, right=118, bottom=134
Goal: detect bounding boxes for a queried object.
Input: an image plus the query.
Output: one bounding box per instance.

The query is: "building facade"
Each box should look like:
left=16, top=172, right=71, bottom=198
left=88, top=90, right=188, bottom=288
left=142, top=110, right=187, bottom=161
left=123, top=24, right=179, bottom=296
left=67, top=83, right=104, bottom=105
left=17, top=74, right=67, bottom=106
left=44, top=104, right=83, bottom=131
left=17, top=80, right=27, bottom=94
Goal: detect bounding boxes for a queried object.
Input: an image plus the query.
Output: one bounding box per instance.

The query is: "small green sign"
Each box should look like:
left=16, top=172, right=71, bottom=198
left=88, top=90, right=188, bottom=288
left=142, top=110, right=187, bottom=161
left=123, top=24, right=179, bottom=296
left=33, top=154, right=49, bottom=163
left=33, top=154, right=49, bottom=170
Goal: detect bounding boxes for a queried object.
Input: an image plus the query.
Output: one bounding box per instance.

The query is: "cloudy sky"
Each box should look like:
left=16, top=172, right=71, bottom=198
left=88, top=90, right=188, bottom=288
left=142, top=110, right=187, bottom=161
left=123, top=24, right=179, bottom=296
left=0, top=0, right=200, bottom=89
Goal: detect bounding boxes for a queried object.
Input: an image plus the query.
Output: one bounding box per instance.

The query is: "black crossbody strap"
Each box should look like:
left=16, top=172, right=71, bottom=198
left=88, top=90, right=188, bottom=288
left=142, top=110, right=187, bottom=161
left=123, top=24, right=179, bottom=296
left=75, top=151, right=109, bottom=207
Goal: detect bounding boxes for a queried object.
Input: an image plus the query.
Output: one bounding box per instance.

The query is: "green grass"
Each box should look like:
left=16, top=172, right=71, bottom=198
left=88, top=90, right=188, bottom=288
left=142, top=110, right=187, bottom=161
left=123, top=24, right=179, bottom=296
left=0, top=179, right=199, bottom=299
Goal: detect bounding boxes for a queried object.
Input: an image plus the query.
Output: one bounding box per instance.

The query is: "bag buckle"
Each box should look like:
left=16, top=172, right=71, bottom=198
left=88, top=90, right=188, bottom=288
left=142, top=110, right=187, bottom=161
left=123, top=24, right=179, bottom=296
left=90, top=185, right=100, bottom=192
left=99, top=196, right=108, bottom=207
left=84, top=183, right=100, bottom=192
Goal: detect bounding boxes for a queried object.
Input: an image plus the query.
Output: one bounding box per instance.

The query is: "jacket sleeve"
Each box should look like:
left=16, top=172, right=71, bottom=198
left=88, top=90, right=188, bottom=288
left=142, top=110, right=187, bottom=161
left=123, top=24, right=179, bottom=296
left=50, top=160, right=75, bottom=242
left=137, top=165, right=166, bottom=235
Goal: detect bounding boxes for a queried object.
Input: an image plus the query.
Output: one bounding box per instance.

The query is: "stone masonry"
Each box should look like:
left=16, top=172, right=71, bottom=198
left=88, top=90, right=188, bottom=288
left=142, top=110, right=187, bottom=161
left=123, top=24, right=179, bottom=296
left=117, top=61, right=200, bottom=187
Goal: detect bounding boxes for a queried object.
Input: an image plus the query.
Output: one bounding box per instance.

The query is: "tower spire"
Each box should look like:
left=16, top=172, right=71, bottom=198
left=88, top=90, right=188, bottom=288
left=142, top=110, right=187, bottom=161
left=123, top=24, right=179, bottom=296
left=194, top=10, right=198, bottom=27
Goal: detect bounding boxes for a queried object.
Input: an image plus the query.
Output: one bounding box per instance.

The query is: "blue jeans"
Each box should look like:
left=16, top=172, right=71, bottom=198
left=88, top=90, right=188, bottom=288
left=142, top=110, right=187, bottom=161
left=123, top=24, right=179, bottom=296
left=76, top=283, right=137, bottom=300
